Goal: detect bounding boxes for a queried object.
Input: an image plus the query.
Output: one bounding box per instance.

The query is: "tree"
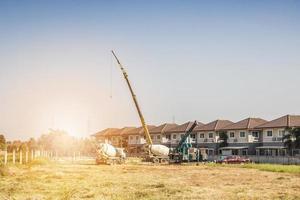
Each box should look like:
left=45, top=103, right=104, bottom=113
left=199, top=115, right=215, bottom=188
left=27, top=137, right=38, bottom=150
left=0, top=134, right=6, bottom=150
left=283, top=127, right=300, bottom=156
left=218, top=131, right=228, bottom=148
left=217, top=131, right=228, bottom=155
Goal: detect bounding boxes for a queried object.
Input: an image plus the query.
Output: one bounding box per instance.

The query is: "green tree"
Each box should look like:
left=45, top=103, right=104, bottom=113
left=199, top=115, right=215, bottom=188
left=283, top=127, right=300, bottom=156
left=0, top=134, right=6, bottom=150
left=217, top=131, right=228, bottom=155
left=218, top=131, right=228, bottom=148
left=27, top=137, right=38, bottom=150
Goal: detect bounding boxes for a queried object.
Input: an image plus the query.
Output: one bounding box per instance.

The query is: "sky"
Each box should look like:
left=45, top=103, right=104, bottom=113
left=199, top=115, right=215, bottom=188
left=0, top=0, right=300, bottom=140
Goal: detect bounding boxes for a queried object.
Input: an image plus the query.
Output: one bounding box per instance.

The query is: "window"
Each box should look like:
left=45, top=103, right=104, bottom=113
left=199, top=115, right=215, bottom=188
left=199, top=133, right=205, bottom=138
left=252, top=131, right=259, bottom=138
left=172, top=134, right=177, bottom=139
left=150, top=135, right=154, bottom=139
left=156, top=135, right=161, bottom=140
left=180, top=134, right=184, bottom=139
left=278, top=130, right=285, bottom=137
left=166, top=134, right=171, bottom=140
left=267, top=131, right=273, bottom=137
left=229, top=132, right=235, bottom=138
left=136, top=136, right=139, bottom=140
left=130, top=136, right=134, bottom=140
left=208, top=133, right=213, bottom=138
left=240, top=132, right=246, bottom=138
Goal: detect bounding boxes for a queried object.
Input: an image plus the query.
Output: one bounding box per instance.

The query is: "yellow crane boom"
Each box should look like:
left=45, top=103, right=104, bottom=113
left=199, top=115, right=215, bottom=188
left=111, top=50, right=153, bottom=145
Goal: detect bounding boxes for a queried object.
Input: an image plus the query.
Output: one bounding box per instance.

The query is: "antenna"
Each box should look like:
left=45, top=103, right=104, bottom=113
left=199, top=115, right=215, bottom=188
left=172, top=115, right=176, bottom=123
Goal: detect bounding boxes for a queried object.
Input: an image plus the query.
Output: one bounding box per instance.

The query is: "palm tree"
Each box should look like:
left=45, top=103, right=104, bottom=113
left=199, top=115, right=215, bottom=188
left=283, top=127, right=300, bottom=156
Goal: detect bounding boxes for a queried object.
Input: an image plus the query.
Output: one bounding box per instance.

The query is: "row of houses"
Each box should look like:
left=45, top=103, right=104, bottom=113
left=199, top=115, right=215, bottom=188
left=92, top=115, right=300, bottom=157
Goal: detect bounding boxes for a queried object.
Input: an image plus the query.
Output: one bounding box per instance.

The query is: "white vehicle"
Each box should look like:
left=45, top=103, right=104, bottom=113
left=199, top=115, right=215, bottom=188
left=96, top=143, right=126, bottom=165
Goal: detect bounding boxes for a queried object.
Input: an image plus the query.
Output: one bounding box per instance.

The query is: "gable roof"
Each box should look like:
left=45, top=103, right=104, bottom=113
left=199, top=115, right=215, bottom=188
left=123, top=125, right=156, bottom=136
left=223, top=118, right=268, bottom=130
left=194, top=120, right=234, bottom=132
left=149, top=123, right=178, bottom=134
left=255, top=115, right=300, bottom=129
left=166, top=121, right=204, bottom=133
left=92, top=128, right=120, bottom=137
left=109, top=127, right=137, bottom=136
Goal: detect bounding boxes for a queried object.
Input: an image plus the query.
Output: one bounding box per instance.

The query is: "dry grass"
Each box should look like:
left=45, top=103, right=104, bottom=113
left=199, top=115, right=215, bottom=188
left=1, top=160, right=300, bottom=200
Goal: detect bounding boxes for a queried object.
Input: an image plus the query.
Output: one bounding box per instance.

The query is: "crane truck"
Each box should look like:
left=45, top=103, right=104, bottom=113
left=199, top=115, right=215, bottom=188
left=169, top=121, right=206, bottom=163
left=111, top=50, right=169, bottom=164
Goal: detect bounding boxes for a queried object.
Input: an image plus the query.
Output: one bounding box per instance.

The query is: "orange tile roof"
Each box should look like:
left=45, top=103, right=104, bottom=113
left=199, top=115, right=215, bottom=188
left=255, top=115, right=300, bottom=128
left=149, top=123, right=178, bottom=134
left=123, top=125, right=156, bottom=136
left=108, top=127, right=137, bottom=136
left=92, top=128, right=120, bottom=137
left=194, top=120, right=234, bottom=132
left=166, top=121, right=204, bottom=133
left=223, top=118, right=267, bottom=130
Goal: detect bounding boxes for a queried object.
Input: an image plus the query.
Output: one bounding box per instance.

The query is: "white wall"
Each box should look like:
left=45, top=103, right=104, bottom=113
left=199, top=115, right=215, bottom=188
left=128, top=135, right=146, bottom=145
left=262, top=128, right=285, bottom=143
left=197, top=131, right=219, bottom=143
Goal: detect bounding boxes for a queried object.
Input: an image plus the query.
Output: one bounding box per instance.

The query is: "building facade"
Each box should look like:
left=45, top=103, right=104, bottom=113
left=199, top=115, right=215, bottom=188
left=92, top=114, right=300, bottom=157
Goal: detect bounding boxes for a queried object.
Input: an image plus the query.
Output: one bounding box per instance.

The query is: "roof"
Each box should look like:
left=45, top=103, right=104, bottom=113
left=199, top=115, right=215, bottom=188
left=256, top=146, right=286, bottom=149
left=255, top=115, right=300, bottom=129
left=149, top=123, right=178, bottom=134
left=194, top=120, right=234, bottom=132
left=165, top=121, right=204, bottom=133
left=219, top=146, right=248, bottom=150
left=92, top=128, right=120, bottom=137
left=109, top=127, right=136, bottom=136
left=223, top=118, right=268, bottom=130
left=123, top=125, right=156, bottom=136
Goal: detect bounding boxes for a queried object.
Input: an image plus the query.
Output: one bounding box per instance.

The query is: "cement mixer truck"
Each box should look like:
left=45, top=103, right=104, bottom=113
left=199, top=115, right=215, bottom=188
left=112, top=51, right=170, bottom=163
left=96, top=143, right=126, bottom=165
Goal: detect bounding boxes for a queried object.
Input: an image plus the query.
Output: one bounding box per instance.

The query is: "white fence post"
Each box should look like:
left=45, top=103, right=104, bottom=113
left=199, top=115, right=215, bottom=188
left=4, top=150, right=7, bottom=165
left=25, top=151, right=28, bottom=163
left=13, top=149, right=16, bottom=164
left=19, top=150, right=23, bottom=164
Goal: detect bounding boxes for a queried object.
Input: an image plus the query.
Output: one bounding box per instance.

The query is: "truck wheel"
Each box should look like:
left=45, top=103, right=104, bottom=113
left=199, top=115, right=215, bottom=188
left=160, top=158, right=169, bottom=164
left=152, top=157, right=159, bottom=163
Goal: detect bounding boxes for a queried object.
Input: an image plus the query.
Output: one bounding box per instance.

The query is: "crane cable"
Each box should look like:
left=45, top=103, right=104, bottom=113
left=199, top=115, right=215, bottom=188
left=110, top=52, right=113, bottom=99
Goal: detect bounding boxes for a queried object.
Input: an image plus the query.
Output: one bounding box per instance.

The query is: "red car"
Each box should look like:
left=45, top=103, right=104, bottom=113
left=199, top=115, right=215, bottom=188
left=216, top=155, right=251, bottom=164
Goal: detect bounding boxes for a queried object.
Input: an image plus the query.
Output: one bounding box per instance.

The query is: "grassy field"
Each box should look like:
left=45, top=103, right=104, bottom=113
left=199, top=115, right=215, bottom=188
left=1, top=160, right=300, bottom=200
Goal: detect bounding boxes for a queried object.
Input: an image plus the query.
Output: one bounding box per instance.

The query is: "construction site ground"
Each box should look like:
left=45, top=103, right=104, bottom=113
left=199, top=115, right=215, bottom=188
left=1, top=158, right=300, bottom=200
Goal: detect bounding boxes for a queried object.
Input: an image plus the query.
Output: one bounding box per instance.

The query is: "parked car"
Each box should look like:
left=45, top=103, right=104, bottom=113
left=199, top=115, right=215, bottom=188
left=216, top=155, right=251, bottom=164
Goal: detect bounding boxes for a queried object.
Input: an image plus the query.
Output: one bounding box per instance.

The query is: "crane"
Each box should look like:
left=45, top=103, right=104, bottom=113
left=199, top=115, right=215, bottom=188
left=111, top=51, right=169, bottom=163
left=169, top=121, right=204, bottom=163
left=111, top=50, right=153, bottom=146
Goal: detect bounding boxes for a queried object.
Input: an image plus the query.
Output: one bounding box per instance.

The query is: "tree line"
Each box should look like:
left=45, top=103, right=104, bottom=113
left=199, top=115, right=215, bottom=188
left=0, top=130, right=97, bottom=157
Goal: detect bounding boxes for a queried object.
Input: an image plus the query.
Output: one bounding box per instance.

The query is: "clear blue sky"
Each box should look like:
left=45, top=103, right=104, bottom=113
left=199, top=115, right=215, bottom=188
left=0, top=0, right=300, bottom=140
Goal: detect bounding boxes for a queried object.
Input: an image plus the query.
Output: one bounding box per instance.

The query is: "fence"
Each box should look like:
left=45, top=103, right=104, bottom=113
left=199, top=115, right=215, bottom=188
left=0, top=150, right=87, bottom=165
left=248, top=155, right=300, bottom=165
left=206, top=155, right=300, bottom=165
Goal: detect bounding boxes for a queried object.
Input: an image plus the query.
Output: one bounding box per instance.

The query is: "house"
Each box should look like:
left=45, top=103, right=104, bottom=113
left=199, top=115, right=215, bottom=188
left=220, top=118, right=268, bottom=156
left=165, top=121, right=204, bottom=148
left=255, top=115, right=300, bottom=156
left=149, top=123, right=178, bottom=145
left=108, top=127, right=136, bottom=148
left=123, top=125, right=156, bottom=154
left=194, top=120, right=234, bottom=155
left=92, top=128, right=120, bottom=143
